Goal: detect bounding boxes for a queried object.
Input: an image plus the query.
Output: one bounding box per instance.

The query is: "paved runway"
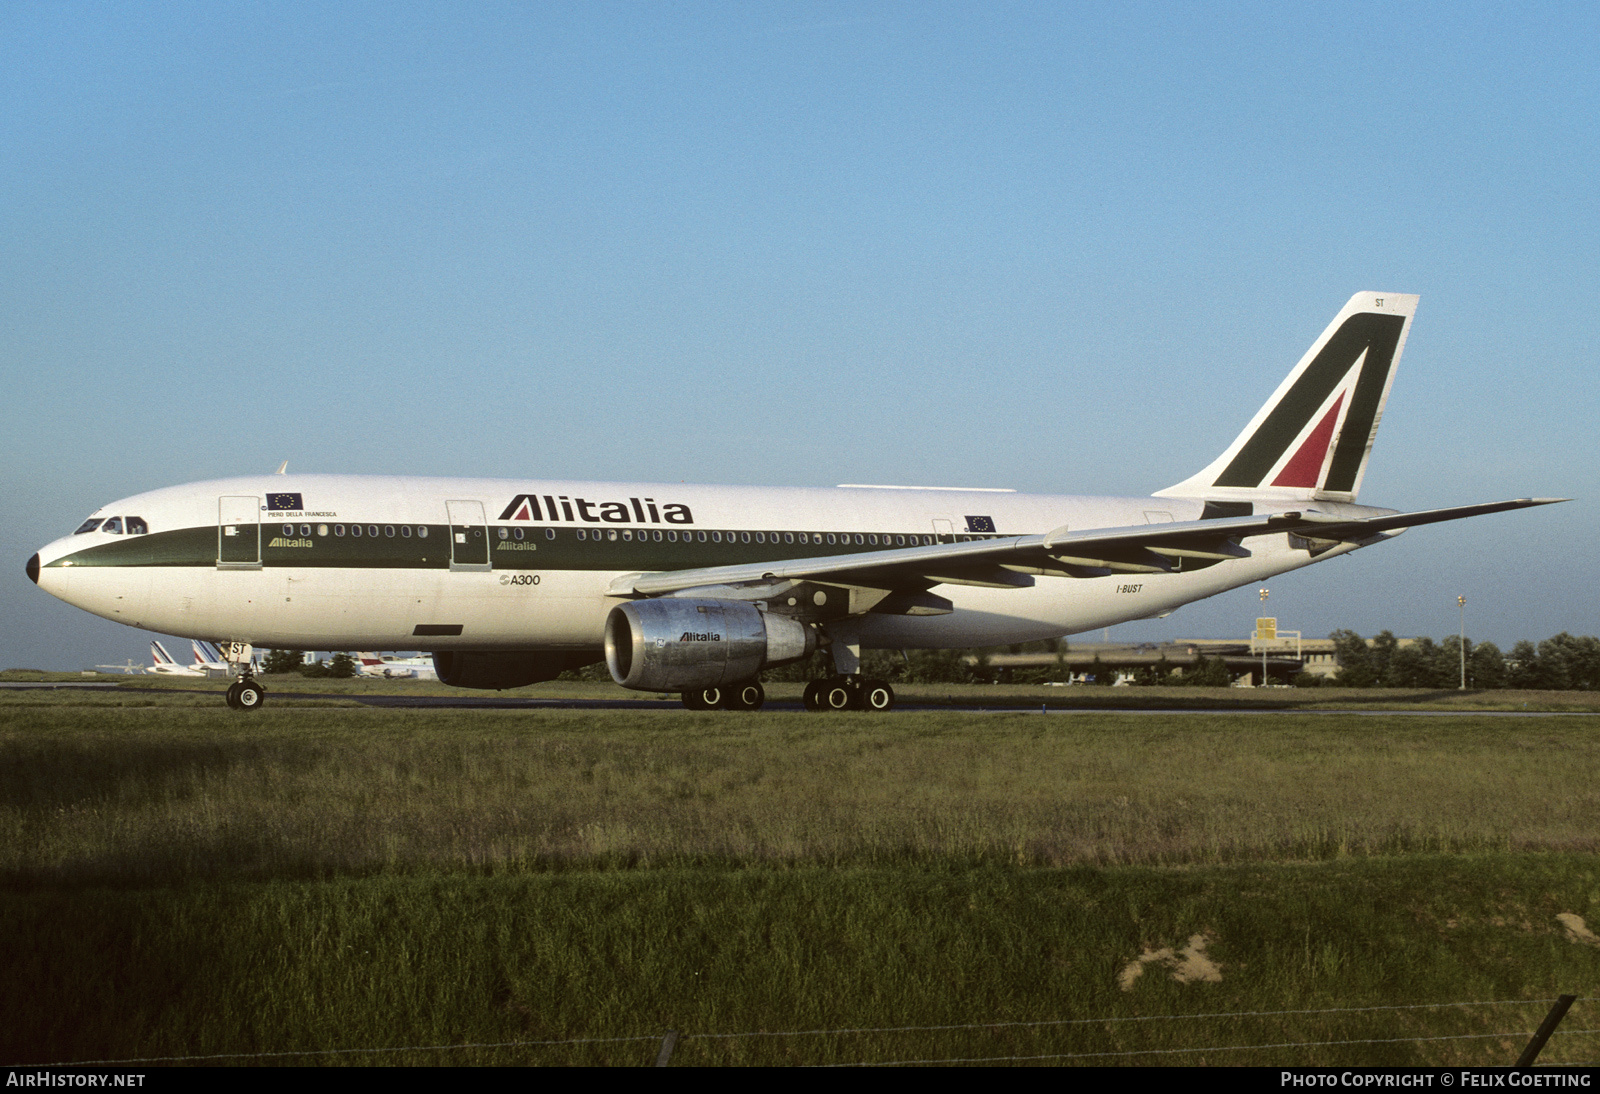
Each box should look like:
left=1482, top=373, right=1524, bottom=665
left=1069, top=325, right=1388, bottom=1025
left=235, top=690, right=1600, bottom=716
left=5, top=681, right=1593, bottom=716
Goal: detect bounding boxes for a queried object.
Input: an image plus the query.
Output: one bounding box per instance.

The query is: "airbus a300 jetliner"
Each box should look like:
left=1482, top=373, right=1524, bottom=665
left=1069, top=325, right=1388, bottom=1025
left=27, top=293, right=1562, bottom=711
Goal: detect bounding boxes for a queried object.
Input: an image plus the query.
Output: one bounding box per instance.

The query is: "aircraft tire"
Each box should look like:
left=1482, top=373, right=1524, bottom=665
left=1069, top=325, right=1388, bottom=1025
left=225, top=682, right=242, bottom=710
left=821, top=678, right=857, bottom=711
left=802, top=681, right=825, bottom=711
left=682, top=686, right=725, bottom=711
left=727, top=680, right=764, bottom=711
left=235, top=681, right=266, bottom=711
left=864, top=681, right=895, bottom=712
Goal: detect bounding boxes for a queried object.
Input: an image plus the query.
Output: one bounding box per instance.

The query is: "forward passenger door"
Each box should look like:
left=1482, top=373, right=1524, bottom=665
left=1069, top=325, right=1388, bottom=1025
left=446, top=500, right=491, bottom=572
left=217, top=496, right=261, bottom=569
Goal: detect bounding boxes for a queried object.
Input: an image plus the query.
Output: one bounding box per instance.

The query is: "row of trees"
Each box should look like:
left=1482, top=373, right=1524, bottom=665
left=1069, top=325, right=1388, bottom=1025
left=261, top=650, right=359, bottom=678
left=1328, top=630, right=1600, bottom=690
left=760, top=644, right=1235, bottom=686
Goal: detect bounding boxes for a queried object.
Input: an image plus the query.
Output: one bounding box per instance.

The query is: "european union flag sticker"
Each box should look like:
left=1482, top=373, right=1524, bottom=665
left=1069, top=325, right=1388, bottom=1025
left=268, top=493, right=304, bottom=511
left=965, top=515, right=996, bottom=533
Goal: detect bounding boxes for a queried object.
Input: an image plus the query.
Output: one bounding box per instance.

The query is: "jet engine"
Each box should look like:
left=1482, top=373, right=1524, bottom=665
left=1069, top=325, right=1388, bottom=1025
left=605, top=598, right=815, bottom=691
left=432, top=650, right=599, bottom=690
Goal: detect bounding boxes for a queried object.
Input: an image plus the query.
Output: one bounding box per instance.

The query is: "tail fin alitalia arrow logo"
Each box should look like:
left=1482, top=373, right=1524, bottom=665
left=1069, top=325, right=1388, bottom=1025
left=1213, top=311, right=1406, bottom=493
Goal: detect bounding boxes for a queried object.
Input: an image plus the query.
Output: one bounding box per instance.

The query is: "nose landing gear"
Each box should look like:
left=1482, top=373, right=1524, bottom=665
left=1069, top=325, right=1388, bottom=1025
left=219, top=642, right=265, bottom=711
left=225, top=678, right=266, bottom=711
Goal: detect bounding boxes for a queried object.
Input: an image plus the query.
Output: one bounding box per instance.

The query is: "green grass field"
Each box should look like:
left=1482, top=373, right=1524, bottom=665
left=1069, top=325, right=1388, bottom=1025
left=3, top=693, right=1598, bottom=1066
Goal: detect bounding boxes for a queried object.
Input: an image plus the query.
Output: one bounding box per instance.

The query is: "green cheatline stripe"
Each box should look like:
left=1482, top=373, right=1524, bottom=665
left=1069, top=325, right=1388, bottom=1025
left=45, top=525, right=1003, bottom=573
left=1214, top=312, right=1405, bottom=490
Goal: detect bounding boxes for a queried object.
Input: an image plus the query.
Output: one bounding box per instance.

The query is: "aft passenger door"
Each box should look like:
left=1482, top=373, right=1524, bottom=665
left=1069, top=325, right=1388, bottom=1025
left=446, top=500, right=491, bottom=572
left=218, top=496, right=261, bottom=569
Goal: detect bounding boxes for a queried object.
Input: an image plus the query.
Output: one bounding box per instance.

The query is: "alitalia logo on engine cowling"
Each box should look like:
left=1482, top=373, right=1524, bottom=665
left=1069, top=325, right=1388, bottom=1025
left=498, top=493, right=694, bottom=525
left=680, top=631, right=720, bottom=642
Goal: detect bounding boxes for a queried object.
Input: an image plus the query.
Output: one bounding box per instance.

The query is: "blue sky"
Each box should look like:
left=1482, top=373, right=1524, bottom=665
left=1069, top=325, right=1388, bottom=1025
left=3, top=1, right=1595, bottom=669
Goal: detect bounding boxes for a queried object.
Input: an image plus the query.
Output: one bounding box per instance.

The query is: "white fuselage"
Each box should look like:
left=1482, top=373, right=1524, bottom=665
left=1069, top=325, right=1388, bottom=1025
left=31, top=474, right=1369, bottom=654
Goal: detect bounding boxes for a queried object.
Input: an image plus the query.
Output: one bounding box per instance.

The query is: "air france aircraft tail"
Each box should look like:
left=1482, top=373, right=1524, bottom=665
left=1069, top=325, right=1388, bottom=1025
left=1156, top=292, right=1418, bottom=504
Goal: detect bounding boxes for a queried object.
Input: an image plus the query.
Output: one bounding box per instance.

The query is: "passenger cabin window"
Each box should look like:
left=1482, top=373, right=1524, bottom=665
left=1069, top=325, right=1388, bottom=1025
left=101, top=517, right=123, bottom=535
left=75, top=519, right=103, bottom=535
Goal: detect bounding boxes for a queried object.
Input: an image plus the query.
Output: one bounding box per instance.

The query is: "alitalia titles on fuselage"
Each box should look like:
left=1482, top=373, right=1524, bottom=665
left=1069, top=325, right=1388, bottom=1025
left=498, top=494, right=693, bottom=525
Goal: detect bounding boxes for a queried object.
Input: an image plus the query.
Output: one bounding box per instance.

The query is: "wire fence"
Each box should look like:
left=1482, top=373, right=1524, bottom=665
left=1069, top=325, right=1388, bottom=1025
left=27, top=996, right=1593, bottom=1068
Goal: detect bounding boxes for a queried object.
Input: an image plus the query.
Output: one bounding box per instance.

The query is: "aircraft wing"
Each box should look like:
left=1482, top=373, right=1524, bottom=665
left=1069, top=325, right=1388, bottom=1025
left=607, top=498, right=1567, bottom=603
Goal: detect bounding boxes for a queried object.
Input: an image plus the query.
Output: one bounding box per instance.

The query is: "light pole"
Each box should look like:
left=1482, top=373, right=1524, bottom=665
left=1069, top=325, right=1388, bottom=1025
left=1259, top=587, right=1269, bottom=687
left=1458, top=595, right=1467, bottom=690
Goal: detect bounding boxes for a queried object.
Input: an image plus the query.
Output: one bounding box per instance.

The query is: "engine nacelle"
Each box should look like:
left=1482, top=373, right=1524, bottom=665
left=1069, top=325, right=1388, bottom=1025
left=432, top=650, right=599, bottom=690
left=605, top=598, right=815, bottom=691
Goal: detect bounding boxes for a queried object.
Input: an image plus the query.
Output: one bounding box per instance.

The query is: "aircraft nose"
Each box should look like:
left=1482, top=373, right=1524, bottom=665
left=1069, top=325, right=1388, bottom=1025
left=26, top=553, right=39, bottom=584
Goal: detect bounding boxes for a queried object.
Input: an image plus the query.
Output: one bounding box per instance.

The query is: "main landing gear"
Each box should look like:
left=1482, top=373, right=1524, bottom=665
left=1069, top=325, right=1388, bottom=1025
left=681, top=680, right=765, bottom=711
left=802, top=676, right=895, bottom=712
left=679, top=677, right=896, bottom=712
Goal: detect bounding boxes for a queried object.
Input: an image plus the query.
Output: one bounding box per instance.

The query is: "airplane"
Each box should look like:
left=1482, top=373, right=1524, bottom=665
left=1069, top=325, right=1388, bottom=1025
left=146, top=640, right=206, bottom=676
left=25, top=292, right=1564, bottom=712
left=355, top=652, right=439, bottom=680
left=191, top=640, right=236, bottom=677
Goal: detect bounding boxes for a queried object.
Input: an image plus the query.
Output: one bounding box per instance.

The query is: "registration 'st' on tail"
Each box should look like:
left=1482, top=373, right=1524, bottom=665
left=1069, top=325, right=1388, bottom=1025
left=1155, top=292, right=1420, bottom=504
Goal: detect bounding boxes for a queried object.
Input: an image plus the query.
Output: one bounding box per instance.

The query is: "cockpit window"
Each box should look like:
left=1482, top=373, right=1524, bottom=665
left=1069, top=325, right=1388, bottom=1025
left=74, top=518, right=104, bottom=535
left=125, top=516, right=148, bottom=535
left=101, top=517, right=124, bottom=534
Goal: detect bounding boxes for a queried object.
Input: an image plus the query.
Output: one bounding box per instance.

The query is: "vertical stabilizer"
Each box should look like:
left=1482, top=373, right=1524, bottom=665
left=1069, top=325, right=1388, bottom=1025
left=1155, top=292, right=1418, bottom=503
